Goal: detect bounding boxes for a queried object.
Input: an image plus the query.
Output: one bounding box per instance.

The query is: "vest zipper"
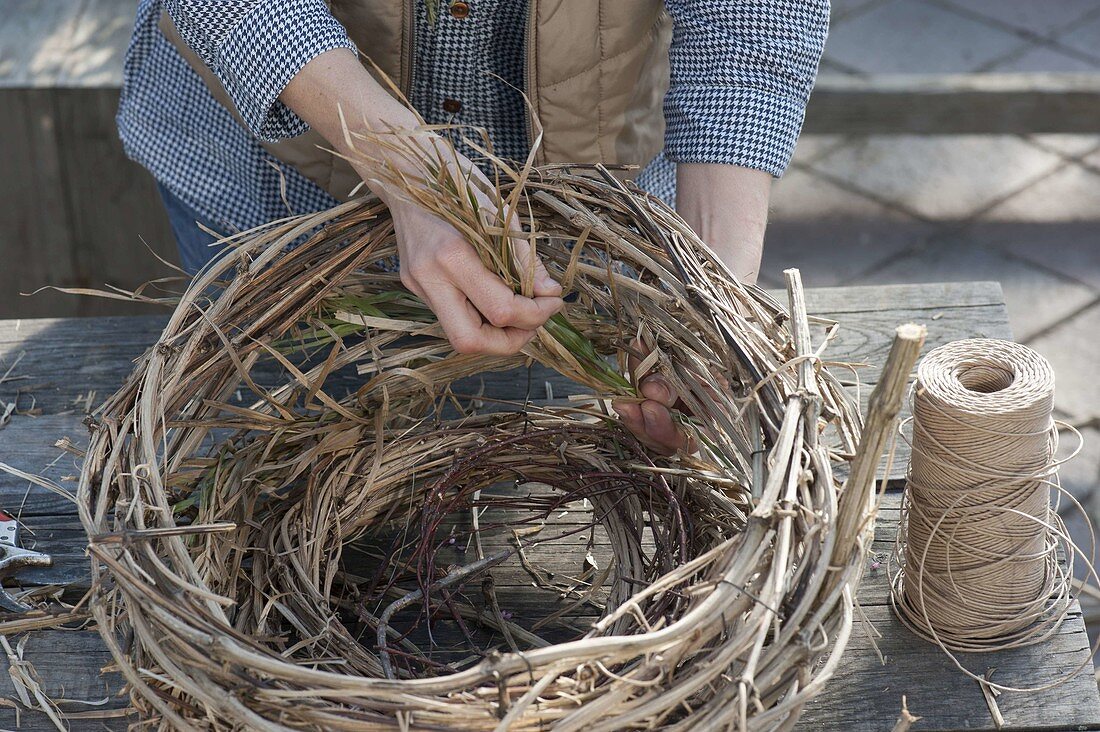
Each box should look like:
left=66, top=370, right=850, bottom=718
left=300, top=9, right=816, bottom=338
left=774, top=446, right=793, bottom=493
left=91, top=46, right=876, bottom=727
left=401, top=0, right=416, bottom=96
left=524, top=0, right=539, bottom=160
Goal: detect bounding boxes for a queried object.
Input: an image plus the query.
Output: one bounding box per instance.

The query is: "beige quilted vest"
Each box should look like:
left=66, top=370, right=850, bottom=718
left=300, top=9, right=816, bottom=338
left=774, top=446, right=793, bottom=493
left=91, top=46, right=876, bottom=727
left=161, top=1, right=672, bottom=201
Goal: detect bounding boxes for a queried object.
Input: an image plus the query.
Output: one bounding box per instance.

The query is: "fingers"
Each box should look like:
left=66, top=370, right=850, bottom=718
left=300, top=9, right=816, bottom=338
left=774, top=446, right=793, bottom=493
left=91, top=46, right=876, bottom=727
left=390, top=152, right=563, bottom=355
left=398, top=243, right=560, bottom=355
left=613, top=401, right=660, bottom=452
left=640, top=401, right=688, bottom=453
left=640, top=374, right=676, bottom=408
left=395, top=196, right=563, bottom=343
left=464, top=179, right=561, bottom=299
left=441, top=245, right=563, bottom=331
left=613, top=399, right=688, bottom=456
left=511, top=236, right=562, bottom=298
left=620, top=337, right=692, bottom=454
left=630, top=333, right=727, bottom=416
left=425, top=284, right=536, bottom=356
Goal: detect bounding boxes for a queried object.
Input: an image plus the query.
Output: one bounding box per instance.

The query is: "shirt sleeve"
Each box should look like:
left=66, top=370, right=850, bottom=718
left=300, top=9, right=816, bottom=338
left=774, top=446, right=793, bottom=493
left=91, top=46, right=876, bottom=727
left=163, top=0, right=356, bottom=141
left=662, top=0, right=829, bottom=177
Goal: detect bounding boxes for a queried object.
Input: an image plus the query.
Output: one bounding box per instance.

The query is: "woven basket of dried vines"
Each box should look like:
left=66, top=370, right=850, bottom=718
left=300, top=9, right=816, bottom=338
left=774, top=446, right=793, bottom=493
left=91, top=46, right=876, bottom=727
left=76, top=137, right=916, bottom=730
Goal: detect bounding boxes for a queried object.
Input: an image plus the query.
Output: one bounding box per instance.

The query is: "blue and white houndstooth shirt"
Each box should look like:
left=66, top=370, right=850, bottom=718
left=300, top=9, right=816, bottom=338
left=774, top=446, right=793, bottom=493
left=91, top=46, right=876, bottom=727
left=118, top=0, right=829, bottom=236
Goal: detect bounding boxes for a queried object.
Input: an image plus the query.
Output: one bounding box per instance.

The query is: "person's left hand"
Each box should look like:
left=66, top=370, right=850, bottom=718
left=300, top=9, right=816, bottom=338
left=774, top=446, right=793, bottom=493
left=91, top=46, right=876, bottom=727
left=615, top=163, right=770, bottom=455
left=612, top=344, right=693, bottom=456
left=613, top=377, right=690, bottom=456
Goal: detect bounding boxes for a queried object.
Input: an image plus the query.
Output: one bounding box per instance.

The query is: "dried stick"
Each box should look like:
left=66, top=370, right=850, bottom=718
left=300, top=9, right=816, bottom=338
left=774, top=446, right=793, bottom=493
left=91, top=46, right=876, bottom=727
left=891, top=695, right=921, bottom=732
left=836, top=324, right=926, bottom=554
left=377, top=548, right=513, bottom=679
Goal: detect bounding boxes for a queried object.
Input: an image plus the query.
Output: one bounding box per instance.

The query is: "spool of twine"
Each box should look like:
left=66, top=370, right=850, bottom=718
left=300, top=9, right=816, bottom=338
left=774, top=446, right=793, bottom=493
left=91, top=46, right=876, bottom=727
left=891, top=339, right=1075, bottom=663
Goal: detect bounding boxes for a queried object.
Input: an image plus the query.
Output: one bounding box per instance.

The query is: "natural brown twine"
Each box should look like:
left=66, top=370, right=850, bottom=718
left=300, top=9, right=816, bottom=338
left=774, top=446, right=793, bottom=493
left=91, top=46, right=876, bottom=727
left=890, top=338, right=1096, bottom=690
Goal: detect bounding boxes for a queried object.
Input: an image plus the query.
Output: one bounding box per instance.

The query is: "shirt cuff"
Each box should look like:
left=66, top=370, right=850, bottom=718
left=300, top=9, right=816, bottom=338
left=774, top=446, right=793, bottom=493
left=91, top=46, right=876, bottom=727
left=216, top=0, right=355, bottom=142
left=663, top=86, right=808, bottom=178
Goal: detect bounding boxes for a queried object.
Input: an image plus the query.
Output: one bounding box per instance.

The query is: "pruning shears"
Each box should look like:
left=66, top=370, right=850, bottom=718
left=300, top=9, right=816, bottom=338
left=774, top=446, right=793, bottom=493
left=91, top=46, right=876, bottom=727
left=0, top=510, right=51, bottom=613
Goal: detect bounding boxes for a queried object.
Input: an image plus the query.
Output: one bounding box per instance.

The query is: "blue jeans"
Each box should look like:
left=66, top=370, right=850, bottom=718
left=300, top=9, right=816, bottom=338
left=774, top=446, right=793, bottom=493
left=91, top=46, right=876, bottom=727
left=157, top=183, right=228, bottom=274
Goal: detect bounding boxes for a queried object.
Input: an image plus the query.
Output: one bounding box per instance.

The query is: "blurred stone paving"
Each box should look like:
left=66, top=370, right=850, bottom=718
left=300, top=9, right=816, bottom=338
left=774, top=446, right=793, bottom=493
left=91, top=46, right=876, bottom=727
left=825, top=0, right=1100, bottom=73
left=765, top=131, right=1100, bottom=613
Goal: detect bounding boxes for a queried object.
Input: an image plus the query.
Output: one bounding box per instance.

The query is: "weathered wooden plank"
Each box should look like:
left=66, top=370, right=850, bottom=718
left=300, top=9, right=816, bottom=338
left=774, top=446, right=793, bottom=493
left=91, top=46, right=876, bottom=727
left=52, top=2, right=174, bottom=308
left=797, top=281, right=1005, bottom=314
left=0, top=280, right=1010, bottom=563
left=805, top=73, right=1100, bottom=135
left=53, top=87, right=179, bottom=318
left=0, top=86, right=80, bottom=321
left=338, top=490, right=1063, bottom=625
left=778, top=283, right=1011, bottom=415
left=384, top=490, right=1098, bottom=731
left=0, top=479, right=876, bottom=595
left=818, top=304, right=1011, bottom=383
left=0, top=281, right=1007, bottom=410
left=1, top=607, right=1095, bottom=732
left=1, top=607, right=1093, bottom=732
left=0, top=414, right=84, bottom=516
left=0, top=284, right=1011, bottom=585
left=0, top=489, right=1034, bottom=623
left=2, top=511, right=90, bottom=590
left=0, top=467, right=889, bottom=596
left=3, top=516, right=1096, bottom=732
left=4, top=486, right=1098, bottom=730
left=370, top=581, right=1100, bottom=731
left=355, top=531, right=1100, bottom=732
left=0, top=314, right=167, bottom=412
left=0, top=629, right=129, bottom=732
left=795, top=602, right=1100, bottom=732
left=0, top=2, right=120, bottom=320
left=1, top=0, right=177, bottom=319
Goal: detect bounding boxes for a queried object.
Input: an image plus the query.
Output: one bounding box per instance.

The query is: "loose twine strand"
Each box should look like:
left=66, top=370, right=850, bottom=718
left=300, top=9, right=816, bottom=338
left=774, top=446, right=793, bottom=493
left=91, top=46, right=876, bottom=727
left=890, top=338, right=1099, bottom=692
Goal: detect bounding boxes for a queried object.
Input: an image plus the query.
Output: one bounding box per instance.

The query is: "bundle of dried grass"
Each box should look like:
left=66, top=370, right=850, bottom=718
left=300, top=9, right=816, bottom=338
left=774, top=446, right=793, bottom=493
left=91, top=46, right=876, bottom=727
left=75, top=131, right=920, bottom=730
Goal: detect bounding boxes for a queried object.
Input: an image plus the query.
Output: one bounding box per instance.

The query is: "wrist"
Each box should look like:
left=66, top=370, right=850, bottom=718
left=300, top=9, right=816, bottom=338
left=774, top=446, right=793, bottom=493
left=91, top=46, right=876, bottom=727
left=676, top=163, right=771, bottom=284
left=349, top=134, right=442, bottom=209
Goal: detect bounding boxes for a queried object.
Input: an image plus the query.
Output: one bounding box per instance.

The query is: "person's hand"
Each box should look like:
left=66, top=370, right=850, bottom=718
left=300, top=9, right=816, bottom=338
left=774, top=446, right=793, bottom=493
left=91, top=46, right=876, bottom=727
left=613, top=340, right=732, bottom=456
left=281, top=49, right=563, bottom=357
left=616, top=163, right=768, bottom=454
left=614, top=374, right=692, bottom=456
left=613, top=343, right=693, bottom=456
left=353, top=140, right=563, bottom=356
left=387, top=198, right=563, bottom=355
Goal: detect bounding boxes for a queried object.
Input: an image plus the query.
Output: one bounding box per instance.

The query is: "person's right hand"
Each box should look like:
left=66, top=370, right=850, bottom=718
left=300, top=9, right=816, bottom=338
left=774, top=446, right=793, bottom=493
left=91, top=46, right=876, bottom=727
left=385, top=190, right=564, bottom=356
left=282, top=50, right=563, bottom=356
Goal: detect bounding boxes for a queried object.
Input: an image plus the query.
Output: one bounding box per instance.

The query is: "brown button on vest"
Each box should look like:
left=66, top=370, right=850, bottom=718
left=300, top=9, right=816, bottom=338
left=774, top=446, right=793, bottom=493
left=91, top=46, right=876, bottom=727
left=161, top=0, right=671, bottom=201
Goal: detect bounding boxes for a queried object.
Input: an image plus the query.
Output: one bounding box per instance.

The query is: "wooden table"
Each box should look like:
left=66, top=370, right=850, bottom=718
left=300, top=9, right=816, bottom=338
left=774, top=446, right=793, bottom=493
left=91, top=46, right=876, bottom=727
left=0, top=281, right=1097, bottom=731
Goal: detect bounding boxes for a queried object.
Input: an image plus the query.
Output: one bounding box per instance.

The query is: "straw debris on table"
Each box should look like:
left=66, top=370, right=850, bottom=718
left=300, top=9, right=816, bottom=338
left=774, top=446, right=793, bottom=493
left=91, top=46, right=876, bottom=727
left=68, top=126, right=921, bottom=730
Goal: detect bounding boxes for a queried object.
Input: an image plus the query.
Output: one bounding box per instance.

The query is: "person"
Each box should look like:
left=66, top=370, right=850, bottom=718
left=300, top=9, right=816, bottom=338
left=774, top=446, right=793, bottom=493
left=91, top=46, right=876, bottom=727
left=117, top=0, right=829, bottom=453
